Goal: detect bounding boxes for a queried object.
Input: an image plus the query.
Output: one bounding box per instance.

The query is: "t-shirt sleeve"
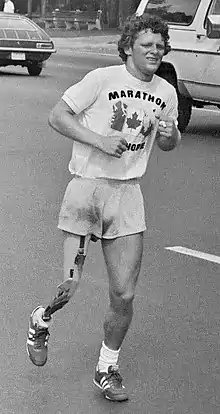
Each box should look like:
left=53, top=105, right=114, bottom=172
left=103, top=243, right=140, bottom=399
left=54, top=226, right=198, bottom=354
left=161, top=85, right=179, bottom=126
left=62, top=69, right=102, bottom=114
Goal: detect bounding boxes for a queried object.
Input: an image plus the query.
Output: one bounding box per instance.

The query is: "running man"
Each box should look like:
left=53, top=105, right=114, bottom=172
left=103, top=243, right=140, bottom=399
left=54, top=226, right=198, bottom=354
left=26, top=13, right=181, bottom=402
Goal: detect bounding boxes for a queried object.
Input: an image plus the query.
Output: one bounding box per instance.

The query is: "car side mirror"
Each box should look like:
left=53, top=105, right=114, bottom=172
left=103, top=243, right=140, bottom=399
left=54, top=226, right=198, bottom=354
left=207, top=14, right=220, bottom=38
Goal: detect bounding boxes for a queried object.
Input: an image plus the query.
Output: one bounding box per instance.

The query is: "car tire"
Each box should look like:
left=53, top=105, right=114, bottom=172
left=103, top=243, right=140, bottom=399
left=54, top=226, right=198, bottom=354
left=177, top=94, right=192, bottom=133
left=27, top=63, right=42, bottom=76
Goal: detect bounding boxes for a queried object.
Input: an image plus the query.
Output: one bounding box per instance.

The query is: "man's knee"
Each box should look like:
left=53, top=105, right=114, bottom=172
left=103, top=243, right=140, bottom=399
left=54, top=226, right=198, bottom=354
left=70, top=251, right=85, bottom=281
left=109, top=287, right=135, bottom=313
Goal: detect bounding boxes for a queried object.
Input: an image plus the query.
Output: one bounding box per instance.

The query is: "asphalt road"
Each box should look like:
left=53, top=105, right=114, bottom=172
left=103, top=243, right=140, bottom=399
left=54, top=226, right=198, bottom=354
left=0, top=50, right=220, bottom=414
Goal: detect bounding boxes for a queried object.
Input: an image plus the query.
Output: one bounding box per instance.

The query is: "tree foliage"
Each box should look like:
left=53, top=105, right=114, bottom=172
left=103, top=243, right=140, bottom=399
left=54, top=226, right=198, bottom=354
left=101, top=0, right=119, bottom=28
left=22, top=0, right=141, bottom=25
left=101, top=0, right=141, bottom=28
left=119, top=0, right=140, bottom=26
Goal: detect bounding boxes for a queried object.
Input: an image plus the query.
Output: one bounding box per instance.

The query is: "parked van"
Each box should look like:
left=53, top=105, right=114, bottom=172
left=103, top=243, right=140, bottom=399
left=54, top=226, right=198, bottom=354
left=136, top=0, right=220, bottom=131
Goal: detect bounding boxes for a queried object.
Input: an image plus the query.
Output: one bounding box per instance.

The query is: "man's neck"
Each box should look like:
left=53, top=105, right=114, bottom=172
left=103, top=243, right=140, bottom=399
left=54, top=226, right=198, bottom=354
left=125, top=61, right=153, bottom=83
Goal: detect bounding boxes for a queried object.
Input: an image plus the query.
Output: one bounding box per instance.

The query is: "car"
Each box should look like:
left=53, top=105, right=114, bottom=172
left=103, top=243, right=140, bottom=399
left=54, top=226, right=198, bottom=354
left=0, top=12, right=56, bottom=76
left=136, top=0, right=220, bottom=132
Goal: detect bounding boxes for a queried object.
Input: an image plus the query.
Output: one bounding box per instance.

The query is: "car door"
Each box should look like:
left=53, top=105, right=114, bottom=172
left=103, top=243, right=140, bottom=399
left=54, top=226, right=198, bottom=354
left=191, top=0, right=220, bottom=102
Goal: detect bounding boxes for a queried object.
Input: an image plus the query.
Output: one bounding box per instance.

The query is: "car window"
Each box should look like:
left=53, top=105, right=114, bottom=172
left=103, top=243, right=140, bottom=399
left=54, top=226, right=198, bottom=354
left=0, top=16, right=50, bottom=40
left=143, top=0, right=201, bottom=25
left=204, top=0, right=220, bottom=28
left=209, top=0, right=220, bottom=14
left=0, top=17, right=35, bottom=30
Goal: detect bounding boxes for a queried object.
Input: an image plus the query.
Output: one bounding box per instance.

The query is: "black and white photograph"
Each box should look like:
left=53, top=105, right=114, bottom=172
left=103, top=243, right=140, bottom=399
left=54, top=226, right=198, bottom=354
left=0, top=0, right=219, bottom=413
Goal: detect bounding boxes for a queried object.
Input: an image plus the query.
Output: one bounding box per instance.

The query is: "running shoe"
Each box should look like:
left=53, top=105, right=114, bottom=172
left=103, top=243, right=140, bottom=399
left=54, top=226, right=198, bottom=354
left=93, top=365, right=128, bottom=402
left=26, top=306, right=50, bottom=366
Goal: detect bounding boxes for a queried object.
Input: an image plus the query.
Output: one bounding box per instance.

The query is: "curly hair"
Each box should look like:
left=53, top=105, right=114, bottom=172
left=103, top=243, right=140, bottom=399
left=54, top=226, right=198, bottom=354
left=118, top=13, right=171, bottom=62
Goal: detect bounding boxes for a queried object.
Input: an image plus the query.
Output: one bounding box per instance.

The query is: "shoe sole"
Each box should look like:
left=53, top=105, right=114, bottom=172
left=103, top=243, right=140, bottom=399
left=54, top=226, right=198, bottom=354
left=93, top=379, right=128, bottom=402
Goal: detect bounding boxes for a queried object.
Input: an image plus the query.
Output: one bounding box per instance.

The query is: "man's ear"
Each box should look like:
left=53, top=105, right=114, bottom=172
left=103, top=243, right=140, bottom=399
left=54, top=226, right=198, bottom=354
left=124, top=46, right=132, bottom=57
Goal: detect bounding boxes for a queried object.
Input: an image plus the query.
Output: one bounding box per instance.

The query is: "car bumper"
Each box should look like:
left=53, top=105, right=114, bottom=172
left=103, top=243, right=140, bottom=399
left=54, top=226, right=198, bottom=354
left=0, top=49, right=55, bottom=64
left=0, top=47, right=56, bottom=53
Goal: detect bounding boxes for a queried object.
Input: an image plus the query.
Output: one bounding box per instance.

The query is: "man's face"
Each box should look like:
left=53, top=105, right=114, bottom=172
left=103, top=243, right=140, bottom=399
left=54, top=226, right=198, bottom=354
left=127, top=30, right=165, bottom=76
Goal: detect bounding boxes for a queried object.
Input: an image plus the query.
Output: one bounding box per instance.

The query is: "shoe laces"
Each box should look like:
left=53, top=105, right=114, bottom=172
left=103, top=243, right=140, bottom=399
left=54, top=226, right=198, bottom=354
left=106, top=365, right=123, bottom=388
left=33, top=327, right=49, bottom=349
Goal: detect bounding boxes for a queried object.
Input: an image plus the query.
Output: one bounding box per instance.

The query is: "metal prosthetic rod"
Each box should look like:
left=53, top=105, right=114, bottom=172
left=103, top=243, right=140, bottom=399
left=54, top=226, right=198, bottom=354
left=43, top=236, right=86, bottom=320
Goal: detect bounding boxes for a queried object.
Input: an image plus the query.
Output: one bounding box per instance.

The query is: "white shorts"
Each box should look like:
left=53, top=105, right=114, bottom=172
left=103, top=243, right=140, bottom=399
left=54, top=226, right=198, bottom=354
left=58, top=176, right=146, bottom=239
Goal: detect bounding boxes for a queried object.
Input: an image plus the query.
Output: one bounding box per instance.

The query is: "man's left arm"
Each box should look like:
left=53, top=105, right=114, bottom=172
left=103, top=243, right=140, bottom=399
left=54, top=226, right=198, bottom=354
left=156, top=117, right=181, bottom=151
left=156, top=88, right=181, bottom=151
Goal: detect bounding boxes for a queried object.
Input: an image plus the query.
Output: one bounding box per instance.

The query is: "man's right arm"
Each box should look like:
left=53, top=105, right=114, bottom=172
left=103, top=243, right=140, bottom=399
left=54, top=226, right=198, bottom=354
left=48, top=99, right=128, bottom=159
left=49, top=99, right=103, bottom=149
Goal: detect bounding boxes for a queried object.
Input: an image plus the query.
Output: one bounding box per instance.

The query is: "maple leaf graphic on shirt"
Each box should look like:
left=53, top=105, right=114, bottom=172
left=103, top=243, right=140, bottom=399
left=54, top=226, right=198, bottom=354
left=110, top=101, right=128, bottom=132
left=139, top=121, right=154, bottom=138
left=126, top=112, right=142, bottom=131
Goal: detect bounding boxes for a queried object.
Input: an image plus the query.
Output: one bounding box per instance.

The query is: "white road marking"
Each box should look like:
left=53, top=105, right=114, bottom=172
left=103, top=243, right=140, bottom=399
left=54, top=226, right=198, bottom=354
left=165, top=246, right=220, bottom=265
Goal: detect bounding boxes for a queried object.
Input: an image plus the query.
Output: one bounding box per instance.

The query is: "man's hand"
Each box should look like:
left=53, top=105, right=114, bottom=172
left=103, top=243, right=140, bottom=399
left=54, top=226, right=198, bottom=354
left=99, top=134, right=128, bottom=158
left=156, top=116, right=181, bottom=151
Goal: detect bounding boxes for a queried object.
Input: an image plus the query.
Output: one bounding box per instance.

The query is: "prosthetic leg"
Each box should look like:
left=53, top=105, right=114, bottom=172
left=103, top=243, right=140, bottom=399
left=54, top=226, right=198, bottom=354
left=42, top=235, right=90, bottom=321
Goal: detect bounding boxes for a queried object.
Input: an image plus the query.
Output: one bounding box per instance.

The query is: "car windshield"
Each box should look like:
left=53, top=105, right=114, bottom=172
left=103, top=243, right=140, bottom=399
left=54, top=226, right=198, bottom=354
left=143, top=0, right=201, bottom=25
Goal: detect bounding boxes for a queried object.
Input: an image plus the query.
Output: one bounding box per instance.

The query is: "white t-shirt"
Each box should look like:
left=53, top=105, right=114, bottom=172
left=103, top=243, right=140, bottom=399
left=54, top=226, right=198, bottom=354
left=3, top=0, right=14, bottom=13
left=62, top=64, right=178, bottom=180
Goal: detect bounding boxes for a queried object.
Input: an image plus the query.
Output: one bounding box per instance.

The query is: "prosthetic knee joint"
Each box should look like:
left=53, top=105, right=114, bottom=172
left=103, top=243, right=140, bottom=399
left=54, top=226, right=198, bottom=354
left=43, top=235, right=88, bottom=320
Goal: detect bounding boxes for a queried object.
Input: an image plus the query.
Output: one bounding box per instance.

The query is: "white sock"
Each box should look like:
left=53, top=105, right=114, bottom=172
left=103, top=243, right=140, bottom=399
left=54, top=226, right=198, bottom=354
left=97, top=341, right=120, bottom=373
left=33, top=307, right=52, bottom=329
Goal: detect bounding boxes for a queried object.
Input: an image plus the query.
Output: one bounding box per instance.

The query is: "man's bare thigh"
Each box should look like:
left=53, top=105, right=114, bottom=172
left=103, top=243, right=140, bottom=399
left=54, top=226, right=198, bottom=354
left=101, top=232, right=144, bottom=294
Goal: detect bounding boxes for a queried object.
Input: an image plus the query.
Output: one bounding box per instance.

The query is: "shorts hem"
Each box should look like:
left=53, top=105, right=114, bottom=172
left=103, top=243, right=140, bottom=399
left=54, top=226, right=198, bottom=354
left=57, top=224, right=101, bottom=239
left=57, top=224, right=146, bottom=239
left=101, top=227, right=146, bottom=240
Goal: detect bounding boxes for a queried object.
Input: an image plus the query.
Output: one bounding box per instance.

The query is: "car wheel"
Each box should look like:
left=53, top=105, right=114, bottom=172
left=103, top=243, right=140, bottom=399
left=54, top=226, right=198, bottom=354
left=27, top=63, right=42, bottom=76
left=177, top=94, right=192, bottom=133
